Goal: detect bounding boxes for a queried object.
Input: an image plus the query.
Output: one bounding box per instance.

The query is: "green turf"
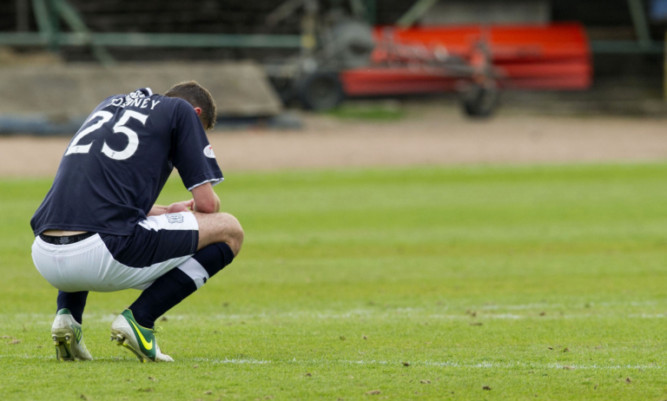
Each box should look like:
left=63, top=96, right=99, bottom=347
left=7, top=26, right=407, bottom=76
left=0, top=163, right=665, bottom=400
left=325, top=102, right=406, bottom=121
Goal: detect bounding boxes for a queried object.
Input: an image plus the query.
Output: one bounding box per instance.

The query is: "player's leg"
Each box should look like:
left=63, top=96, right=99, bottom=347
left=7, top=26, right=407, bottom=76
left=51, top=291, right=93, bottom=360
left=127, top=241, right=236, bottom=327
left=108, top=211, right=243, bottom=362
left=194, top=211, right=244, bottom=254
left=102, top=212, right=199, bottom=362
left=113, top=241, right=236, bottom=362
left=56, top=290, right=88, bottom=323
left=32, top=238, right=98, bottom=361
left=126, top=211, right=243, bottom=327
left=117, top=212, right=242, bottom=359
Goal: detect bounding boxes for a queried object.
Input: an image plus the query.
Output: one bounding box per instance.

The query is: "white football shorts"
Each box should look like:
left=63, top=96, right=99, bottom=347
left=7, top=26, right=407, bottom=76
left=31, top=212, right=209, bottom=292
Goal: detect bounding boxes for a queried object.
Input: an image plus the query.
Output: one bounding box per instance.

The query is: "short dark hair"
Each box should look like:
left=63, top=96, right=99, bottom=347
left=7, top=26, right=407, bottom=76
left=164, top=81, right=216, bottom=130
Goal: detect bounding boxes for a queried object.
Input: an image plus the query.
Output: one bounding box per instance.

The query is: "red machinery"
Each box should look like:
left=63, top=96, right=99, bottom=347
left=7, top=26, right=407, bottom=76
left=340, top=23, right=592, bottom=116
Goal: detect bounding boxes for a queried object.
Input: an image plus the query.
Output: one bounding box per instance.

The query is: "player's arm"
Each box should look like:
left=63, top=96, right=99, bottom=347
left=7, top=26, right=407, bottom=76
left=148, top=205, right=169, bottom=216
left=148, top=200, right=195, bottom=216
left=191, top=182, right=220, bottom=214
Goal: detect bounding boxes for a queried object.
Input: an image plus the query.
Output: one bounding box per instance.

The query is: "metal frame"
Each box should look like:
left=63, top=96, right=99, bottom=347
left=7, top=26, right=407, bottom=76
left=0, top=0, right=662, bottom=68
left=592, top=0, right=663, bottom=54
left=398, top=0, right=664, bottom=54
left=0, top=0, right=304, bottom=65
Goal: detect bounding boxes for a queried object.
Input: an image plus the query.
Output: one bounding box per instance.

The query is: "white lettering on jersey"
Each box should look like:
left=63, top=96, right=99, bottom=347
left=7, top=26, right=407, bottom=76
left=110, top=89, right=158, bottom=110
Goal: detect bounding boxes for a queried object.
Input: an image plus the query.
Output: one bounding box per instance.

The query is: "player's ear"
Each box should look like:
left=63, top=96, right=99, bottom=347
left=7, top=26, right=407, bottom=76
left=194, top=107, right=202, bottom=116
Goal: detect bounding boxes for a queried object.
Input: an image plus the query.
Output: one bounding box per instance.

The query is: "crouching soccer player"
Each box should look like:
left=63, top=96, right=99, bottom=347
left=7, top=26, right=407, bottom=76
left=30, top=81, right=244, bottom=362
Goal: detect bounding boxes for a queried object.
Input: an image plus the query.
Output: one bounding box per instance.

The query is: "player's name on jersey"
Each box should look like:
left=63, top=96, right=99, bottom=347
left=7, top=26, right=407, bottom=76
left=111, top=96, right=161, bottom=110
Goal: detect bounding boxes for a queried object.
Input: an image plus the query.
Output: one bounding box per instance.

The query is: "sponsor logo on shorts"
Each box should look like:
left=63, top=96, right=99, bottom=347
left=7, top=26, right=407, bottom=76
left=166, top=214, right=185, bottom=224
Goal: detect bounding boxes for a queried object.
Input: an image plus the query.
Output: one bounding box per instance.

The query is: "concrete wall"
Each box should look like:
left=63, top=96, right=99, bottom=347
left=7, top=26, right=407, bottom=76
left=0, top=61, right=282, bottom=119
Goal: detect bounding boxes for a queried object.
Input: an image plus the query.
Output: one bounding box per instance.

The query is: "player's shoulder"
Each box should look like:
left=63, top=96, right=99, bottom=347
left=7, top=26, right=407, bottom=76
left=160, top=95, right=193, bottom=108
left=159, top=97, right=203, bottom=127
left=151, top=94, right=195, bottom=114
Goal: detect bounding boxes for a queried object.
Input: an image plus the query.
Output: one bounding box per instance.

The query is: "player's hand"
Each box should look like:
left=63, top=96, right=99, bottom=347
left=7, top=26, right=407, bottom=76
left=166, top=200, right=194, bottom=213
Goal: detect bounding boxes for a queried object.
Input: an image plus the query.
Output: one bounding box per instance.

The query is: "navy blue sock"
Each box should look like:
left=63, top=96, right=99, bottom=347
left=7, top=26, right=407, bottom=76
left=129, top=268, right=196, bottom=328
left=57, top=291, right=88, bottom=324
left=129, top=243, right=234, bottom=328
left=190, top=242, right=235, bottom=279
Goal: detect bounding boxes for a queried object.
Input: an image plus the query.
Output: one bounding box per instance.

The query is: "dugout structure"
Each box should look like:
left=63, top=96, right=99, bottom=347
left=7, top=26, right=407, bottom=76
left=0, top=0, right=664, bottom=119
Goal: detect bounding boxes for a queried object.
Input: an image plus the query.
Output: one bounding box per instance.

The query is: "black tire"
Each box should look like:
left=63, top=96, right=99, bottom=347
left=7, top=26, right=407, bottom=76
left=461, top=82, right=500, bottom=118
left=295, top=71, right=345, bottom=111
left=268, top=75, right=297, bottom=107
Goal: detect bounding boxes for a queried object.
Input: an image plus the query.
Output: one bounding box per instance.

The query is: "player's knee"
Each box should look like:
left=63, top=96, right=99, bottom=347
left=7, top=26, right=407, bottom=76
left=220, top=212, right=244, bottom=256
left=196, top=211, right=244, bottom=254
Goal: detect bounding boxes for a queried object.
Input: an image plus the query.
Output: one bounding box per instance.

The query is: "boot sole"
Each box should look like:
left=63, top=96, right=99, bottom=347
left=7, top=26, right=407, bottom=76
left=111, top=330, right=148, bottom=363
left=52, top=329, right=75, bottom=361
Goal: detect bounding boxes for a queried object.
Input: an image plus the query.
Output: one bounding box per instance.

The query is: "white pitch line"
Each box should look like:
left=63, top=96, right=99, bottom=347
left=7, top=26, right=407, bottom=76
left=2, top=300, right=664, bottom=326
left=192, top=357, right=271, bottom=365
left=335, top=359, right=664, bottom=371
left=187, top=358, right=664, bottom=371
left=0, top=354, right=662, bottom=371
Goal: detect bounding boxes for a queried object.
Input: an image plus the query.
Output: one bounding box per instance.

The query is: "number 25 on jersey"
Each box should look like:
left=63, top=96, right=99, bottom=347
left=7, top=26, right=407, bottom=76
left=65, top=109, right=148, bottom=161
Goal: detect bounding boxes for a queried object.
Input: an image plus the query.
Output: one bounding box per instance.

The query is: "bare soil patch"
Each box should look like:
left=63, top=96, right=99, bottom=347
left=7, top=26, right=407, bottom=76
left=1, top=104, right=666, bottom=178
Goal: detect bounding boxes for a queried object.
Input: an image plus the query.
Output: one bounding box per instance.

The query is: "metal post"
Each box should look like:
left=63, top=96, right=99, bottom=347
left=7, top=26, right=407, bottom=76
left=16, top=0, right=30, bottom=31
left=31, top=0, right=55, bottom=48
left=301, top=0, right=318, bottom=59
left=266, top=0, right=305, bottom=28
left=397, top=0, right=439, bottom=27
left=364, top=0, right=376, bottom=25
left=627, top=0, right=652, bottom=48
left=46, top=0, right=62, bottom=51
left=664, top=30, right=667, bottom=101
left=52, top=0, right=116, bottom=65
left=351, top=0, right=376, bottom=25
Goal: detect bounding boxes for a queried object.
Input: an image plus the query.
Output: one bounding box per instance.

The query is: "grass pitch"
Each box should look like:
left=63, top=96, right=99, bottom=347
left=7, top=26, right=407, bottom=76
left=0, top=163, right=665, bottom=400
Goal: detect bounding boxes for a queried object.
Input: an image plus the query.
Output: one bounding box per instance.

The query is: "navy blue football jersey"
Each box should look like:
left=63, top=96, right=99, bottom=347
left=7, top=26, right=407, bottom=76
left=31, top=88, right=223, bottom=236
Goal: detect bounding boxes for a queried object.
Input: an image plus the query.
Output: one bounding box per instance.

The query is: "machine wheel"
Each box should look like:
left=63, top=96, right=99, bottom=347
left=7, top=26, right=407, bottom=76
left=461, top=82, right=500, bottom=118
left=268, top=75, right=297, bottom=106
left=295, top=71, right=345, bottom=111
